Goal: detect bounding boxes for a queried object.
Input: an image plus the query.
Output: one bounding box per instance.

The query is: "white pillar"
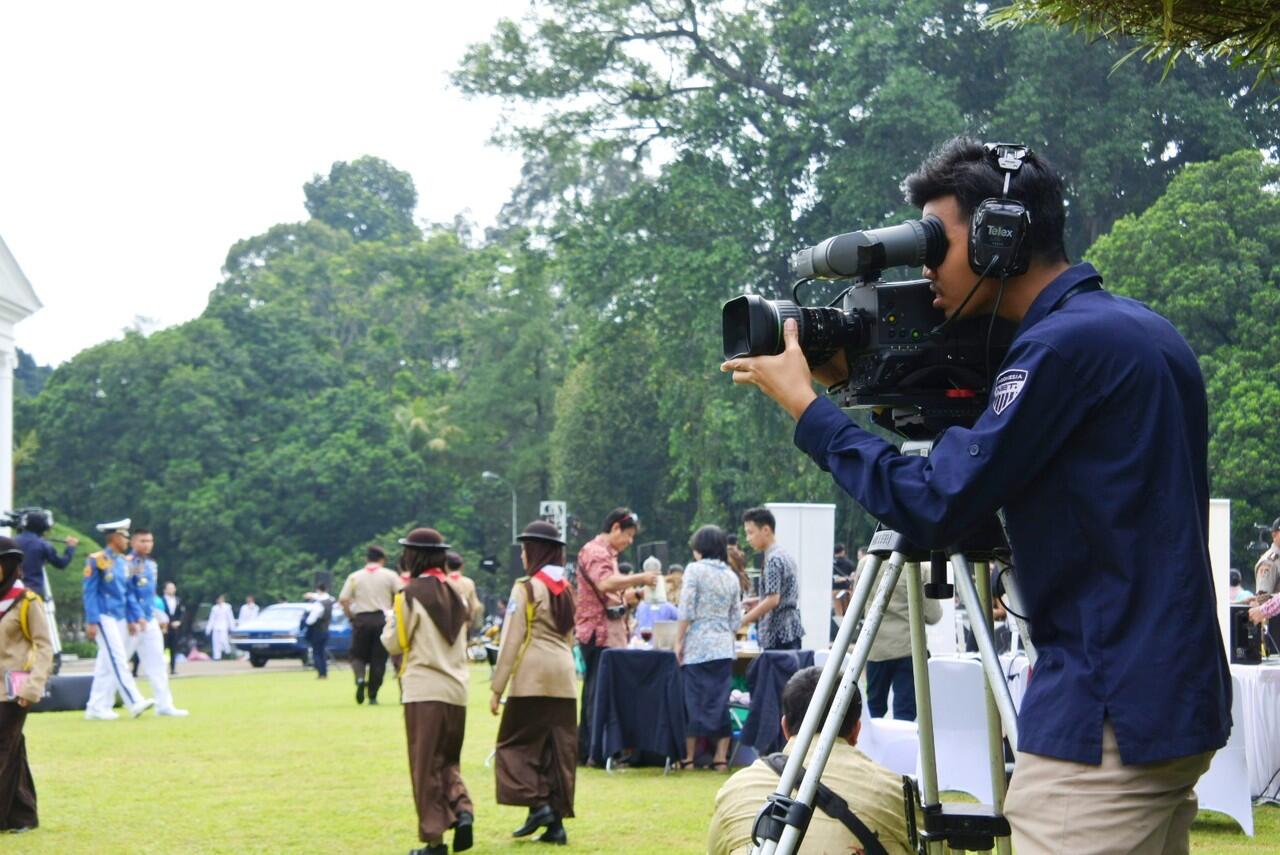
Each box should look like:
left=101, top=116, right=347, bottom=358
left=1208, top=499, right=1231, bottom=659
left=765, top=502, right=836, bottom=652
left=0, top=336, right=14, bottom=521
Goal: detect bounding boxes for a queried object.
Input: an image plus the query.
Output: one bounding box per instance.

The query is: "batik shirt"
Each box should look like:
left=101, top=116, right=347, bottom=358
left=759, top=545, right=802, bottom=648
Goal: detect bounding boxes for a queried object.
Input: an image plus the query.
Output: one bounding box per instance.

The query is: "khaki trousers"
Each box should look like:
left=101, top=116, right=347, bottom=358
left=1004, top=722, right=1213, bottom=855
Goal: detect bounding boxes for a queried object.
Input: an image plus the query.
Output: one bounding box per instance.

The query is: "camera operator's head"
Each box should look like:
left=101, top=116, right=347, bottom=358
left=1272, top=516, right=1280, bottom=548
left=601, top=507, right=639, bottom=552
left=781, top=665, right=863, bottom=745
left=904, top=137, right=1070, bottom=322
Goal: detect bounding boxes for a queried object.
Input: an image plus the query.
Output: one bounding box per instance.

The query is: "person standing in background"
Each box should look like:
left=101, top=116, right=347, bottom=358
left=675, top=525, right=742, bottom=772
left=383, top=527, right=474, bottom=855
left=237, top=595, right=260, bottom=625
left=725, top=535, right=751, bottom=596
left=446, top=551, right=484, bottom=629
left=160, top=581, right=185, bottom=675
left=13, top=510, right=76, bottom=672
left=573, top=508, right=657, bottom=764
left=124, top=530, right=186, bottom=717
left=0, top=536, right=55, bottom=832
left=83, top=519, right=154, bottom=721
left=490, top=521, right=578, bottom=845
left=205, top=595, right=235, bottom=661
left=832, top=543, right=856, bottom=618
left=338, top=545, right=402, bottom=705
left=302, top=584, right=334, bottom=678
left=740, top=508, right=803, bottom=651
left=1253, top=517, right=1280, bottom=600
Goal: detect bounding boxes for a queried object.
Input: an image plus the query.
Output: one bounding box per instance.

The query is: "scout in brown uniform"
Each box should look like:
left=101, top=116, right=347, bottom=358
left=382, top=528, right=475, bottom=855
left=489, top=521, right=578, bottom=845
left=338, top=545, right=403, bottom=705
left=0, top=536, right=54, bottom=832
left=446, top=551, right=484, bottom=629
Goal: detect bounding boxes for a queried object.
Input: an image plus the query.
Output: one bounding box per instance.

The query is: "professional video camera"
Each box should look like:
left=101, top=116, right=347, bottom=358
left=1252, top=522, right=1275, bottom=551
left=0, top=507, right=54, bottom=533
left=722, top=217, right=1014, bottom=439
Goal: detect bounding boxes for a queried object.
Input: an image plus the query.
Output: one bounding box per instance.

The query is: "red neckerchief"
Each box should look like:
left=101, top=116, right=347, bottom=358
left=363, top=563, right=382, bottom=573
left=0, top=580, right=26, bottom=616
left=533, top=569, right=568, bottom=596
left=421, top=567, right=447, bottom=581
left=448, top=571, right=462, bottom=580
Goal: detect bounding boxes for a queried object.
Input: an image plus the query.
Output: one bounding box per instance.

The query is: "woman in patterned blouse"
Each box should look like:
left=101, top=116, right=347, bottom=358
left=675, top=525, right=743, bottom=770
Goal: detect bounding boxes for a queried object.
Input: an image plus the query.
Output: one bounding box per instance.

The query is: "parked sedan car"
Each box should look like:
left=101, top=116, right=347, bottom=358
left=230, top=602, right=352, bottom=668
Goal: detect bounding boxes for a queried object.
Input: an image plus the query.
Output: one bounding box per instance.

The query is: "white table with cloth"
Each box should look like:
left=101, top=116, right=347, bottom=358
left=854, top=654, right=1280, bottom=800
left=1229, top=661, right=1280, bottom=801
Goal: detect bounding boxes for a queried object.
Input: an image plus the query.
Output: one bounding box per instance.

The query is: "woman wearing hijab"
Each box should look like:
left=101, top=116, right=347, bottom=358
left=382, top=528, right=475, bottom=855
left=675, top=524, right=742, bottom=771
left=0, top=536, right=54, bottom=832
left=489, top=520, right=577, bottom=845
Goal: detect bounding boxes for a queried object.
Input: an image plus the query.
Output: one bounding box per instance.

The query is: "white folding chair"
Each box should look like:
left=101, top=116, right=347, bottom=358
left=928, top=656, right=998, bottom=802
left=857, top=690, right=920, bottom=777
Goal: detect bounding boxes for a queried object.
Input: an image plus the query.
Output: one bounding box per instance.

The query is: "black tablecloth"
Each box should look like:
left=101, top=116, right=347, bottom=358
left=588, top=648, right=686, bottom=764
left=740, top=650, right=815, bottom=755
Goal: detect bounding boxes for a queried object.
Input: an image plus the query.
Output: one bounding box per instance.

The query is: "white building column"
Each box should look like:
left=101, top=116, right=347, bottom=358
left=766, top=502, right=836, bottom=651
left=0, top=344, right=12, bottom=516
left=0, top=235, right=46, bottom=525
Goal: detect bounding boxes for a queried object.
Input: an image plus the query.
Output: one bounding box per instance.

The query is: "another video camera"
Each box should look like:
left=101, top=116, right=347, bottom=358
left=1252, top=522, right=1275, bottom=551
left=0, top=507, right=54, bottom=533
left=722, top=218, right=1013, bottom=439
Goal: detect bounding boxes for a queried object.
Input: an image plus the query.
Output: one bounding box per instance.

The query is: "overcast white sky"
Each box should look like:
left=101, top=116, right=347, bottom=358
left=1, top=1, right=531, bottom=365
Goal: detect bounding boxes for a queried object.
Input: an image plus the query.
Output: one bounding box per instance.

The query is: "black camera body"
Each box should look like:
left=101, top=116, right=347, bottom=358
left=0, top=507, right=53, bottom=533
left=836, top=278, right=1010, bottom=437
left=722, top=218, right=1012, bottom=439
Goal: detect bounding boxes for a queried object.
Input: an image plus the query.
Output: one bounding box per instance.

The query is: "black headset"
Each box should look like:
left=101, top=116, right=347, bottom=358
left=968, top=142, right=1032, bottom=277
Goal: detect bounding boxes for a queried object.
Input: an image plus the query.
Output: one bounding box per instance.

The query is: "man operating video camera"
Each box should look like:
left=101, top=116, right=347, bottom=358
left=721, top=138, right=1229, bottom=854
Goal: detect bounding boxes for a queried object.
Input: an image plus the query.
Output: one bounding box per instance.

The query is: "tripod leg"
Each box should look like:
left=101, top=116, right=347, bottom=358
left=976, top=562, right=1012, bottom=855
left=950, top=554, right=1019, bottom=750
left=905, top=561, right=947, bottom=855
left=754, top=550, right=907, bottom=855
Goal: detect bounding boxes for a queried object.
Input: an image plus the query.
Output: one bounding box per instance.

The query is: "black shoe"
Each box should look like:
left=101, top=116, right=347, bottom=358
left=512, top=804, right=556, bottom=837
left=407, top=844, right=447, bottom=855
left=369, top=696, right=379, bottom=705
left=356, top=679, right=365, bottom=704
left=453, top=810, right=474, bottom=852
left=538, top=820, right=567, bottom=845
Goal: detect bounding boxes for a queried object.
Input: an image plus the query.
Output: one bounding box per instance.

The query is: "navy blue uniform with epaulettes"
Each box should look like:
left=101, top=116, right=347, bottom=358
left=794, top=262, right=1231, bottom=766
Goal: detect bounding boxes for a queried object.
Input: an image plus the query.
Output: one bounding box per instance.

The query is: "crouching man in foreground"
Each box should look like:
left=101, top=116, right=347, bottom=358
left=707, top=666, right=914, bottom=855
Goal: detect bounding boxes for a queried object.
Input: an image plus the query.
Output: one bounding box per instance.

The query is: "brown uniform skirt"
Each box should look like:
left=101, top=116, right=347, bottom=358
left=495, top=696, right=577, bottom=818
left=0, top=702, right=37, bottom=831
left=405, top=701, right=473, bottom=842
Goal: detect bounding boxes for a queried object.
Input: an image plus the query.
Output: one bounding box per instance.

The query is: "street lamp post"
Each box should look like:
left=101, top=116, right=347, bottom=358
left=481, top=470, right=517, bottom=544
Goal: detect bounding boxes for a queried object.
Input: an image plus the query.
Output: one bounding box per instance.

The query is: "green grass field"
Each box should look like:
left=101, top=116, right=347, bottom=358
left=16, top=665, right=1280, bottom=854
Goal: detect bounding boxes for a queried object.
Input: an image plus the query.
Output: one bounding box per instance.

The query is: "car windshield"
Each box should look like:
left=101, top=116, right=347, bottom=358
left=240, top=604, right=307, bottom=630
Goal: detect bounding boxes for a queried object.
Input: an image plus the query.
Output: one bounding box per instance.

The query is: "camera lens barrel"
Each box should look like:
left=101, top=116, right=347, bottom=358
left=722, top=295, right=866, bottom=363
left=791, top=216, right=948, bottom=279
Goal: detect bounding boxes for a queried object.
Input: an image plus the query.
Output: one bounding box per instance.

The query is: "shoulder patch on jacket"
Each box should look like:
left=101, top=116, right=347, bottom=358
left=992, top=369, right=1028, bottom=415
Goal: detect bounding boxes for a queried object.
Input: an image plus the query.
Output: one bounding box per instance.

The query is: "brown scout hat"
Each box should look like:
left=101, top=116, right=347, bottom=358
left=398, top=527, right=451, bottom=550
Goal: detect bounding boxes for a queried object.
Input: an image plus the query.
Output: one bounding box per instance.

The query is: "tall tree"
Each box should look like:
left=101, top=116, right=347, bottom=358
left=303, top=156, right=420, bottom=242
left=989, top=1, right=1280, bottom=86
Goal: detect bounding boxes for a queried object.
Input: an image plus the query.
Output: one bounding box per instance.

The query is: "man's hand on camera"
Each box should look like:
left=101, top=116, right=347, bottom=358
left=720, top=319, right=819, bottom=420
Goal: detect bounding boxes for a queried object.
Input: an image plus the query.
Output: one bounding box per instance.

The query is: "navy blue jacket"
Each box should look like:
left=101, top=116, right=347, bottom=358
left=15, top=530, right=76, bottom=600
left=794, top=263, right=1231, bottom=765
